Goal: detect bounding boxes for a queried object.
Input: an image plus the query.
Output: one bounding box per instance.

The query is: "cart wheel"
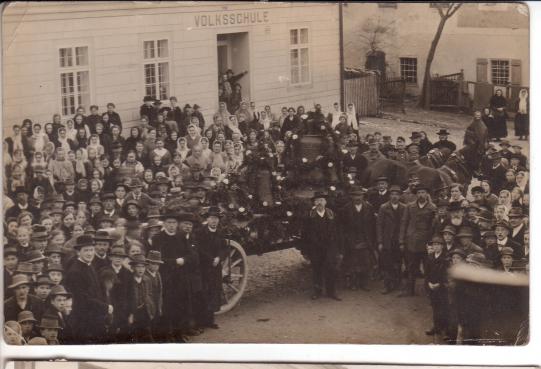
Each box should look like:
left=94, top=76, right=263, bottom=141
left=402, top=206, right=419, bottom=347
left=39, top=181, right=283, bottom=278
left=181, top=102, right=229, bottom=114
left=216, top=239, right=249, bottom=315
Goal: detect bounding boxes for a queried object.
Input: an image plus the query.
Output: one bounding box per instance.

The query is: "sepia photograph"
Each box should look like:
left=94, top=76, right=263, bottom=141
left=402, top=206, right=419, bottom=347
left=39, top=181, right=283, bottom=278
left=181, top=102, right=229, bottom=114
left=2, top=1, right=530, bottom=347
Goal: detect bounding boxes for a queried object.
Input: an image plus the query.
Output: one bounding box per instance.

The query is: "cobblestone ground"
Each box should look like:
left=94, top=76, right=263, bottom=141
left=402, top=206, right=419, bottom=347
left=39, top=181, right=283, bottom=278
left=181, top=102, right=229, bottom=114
left=192, top=108, right=529, bottom=344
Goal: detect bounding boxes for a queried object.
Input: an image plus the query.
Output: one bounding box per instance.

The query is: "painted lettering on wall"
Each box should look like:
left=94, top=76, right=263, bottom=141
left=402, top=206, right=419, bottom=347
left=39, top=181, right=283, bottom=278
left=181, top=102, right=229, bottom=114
left=194, top=11, right=269, bottom=27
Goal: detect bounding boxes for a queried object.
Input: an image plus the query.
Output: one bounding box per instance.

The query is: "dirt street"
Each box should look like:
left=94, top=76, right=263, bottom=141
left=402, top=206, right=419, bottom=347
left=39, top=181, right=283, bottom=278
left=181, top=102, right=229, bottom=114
left=193, top=109, right=528, bottom=344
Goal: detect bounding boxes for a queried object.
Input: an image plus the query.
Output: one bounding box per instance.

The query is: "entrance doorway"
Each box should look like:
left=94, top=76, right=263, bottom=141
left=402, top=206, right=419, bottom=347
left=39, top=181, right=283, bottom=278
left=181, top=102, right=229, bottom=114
left=217, top=32, right=250, bottom=104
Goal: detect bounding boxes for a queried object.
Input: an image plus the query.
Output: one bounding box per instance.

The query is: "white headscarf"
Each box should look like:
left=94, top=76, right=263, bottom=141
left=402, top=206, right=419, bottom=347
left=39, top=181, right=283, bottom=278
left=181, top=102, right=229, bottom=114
left=346, top=103, right=359, bottom=130
left=518, top=89, right=528, bottom=114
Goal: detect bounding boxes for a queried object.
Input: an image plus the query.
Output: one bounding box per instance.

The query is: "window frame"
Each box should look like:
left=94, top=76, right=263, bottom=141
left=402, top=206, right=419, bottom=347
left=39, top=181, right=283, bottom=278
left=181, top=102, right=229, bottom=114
left=57, top=45, right=92, bottom=118
left=490, top=58, right=511, bottom=86
left=288, top=26, right=312, bottom=86
left=142, top=37, right=172, bottom=102
left=399, top=57, right=418, bottom=84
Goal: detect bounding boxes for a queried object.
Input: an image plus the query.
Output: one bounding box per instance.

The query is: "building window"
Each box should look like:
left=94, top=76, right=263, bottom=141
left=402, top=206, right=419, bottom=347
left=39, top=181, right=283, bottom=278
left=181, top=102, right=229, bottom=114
left=143, top=39, right=170, bottom=100
left=289, top=28, right=310, bottom=85
left=490, top=59, right=510, bottom=85
left=399, top=57, right=418, bottom=83
left=59, top=46, right=90, bottom=116
left=378, top=3, right=397, bottom=8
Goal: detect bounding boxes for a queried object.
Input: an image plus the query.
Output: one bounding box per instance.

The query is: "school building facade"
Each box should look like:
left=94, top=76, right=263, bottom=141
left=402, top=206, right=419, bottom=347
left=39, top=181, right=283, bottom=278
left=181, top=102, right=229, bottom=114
left=343, top=2, right=529, bottom=95
left=2, top=2, right=341, bottom=132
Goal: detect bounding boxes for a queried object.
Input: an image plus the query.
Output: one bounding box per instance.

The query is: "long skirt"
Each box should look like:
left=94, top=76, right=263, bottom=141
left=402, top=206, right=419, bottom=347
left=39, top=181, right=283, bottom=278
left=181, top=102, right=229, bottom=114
left=493, top=112, right=508, bottom=139
left=514, top=113, right=529, bottom=136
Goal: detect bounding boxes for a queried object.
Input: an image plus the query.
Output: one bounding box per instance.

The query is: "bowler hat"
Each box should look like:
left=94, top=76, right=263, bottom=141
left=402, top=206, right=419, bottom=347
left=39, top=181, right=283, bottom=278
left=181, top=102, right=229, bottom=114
left=8, top=274, right=31, bottom=289
left=412, top=185, right=430, bottom=194
left=161, top=211, right=180, bottom=221
left=436, top=129, right=450, bottom=136
left=466, top=202, right=480, bottom=211
left=25, top=250, right=46, bottom=263
left=147, top=250, right=164, bottom=264
left=500, top=247, right=514, bottom=257
left=110, top=246, right=127, bottom=257
left=94, top=230, right=113, bottom=242
left=311, top=191, right=328, bottom=201
left=125, top=199, right=141, bottom=209
left=17, top=310, right=37, bottom=323
left=456, top=227, right=474, bottom=238
left=494, top=220, right=511, bottom=230
left=129, top=253, right=148, bottom=266
left=129, top=178, right=143, bottom=188
left=376, top=176, right=389, bottom=183
left=49, top=285, right=71, bottom=297
left=146, top=207, right=162, bottom=219
left=144, top=218, right=163, bottom=229
left=466, top=252, right=488, bottom=266
left=97, top=214, right=115, bottom=225
left=449, top=248, right=467, bottom=258
left=63, top=201, right=76, bottom=209
left=177, top=212, right=199, bottom=224
left=73, top=235, right=95, bottom=250
left=430, top=235, right=444, bottom=245
left=508, top=207, right=524, bottom=218
left=143, top=96, right=154, bottom=102
left=16, top=262, right=35, bottom=274
left=46, top=263, right=64, bottom=273
left=389, top=185, right=402, bottom=194
left=38, top=316, right=62, bottom=330
left=481, top=230, right=497, bottom=239
left=367, top=138, right=377, bottom=145
left=202, top=206, right=222, bottom=218
left=89, top=195, right=102, bottom=205
left=101, top=192, right=115, bottom=201
left=35, top=276, right=54, bottom=286
left=4, top=247, right=18, bottom=257
left=31, top=229, right=49, bottom=240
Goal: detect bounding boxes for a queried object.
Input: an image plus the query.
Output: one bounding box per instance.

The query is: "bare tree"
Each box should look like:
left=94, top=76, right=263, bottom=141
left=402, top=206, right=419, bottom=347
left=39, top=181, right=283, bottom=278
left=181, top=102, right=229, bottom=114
left=418, top=2, right=462, bottom=109
left=357, top=16, right=396, bottom=54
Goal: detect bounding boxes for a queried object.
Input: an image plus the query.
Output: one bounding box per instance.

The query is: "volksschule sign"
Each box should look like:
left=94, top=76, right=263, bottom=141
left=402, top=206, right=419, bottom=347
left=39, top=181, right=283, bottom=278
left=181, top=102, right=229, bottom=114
left=194, top=10, right=269, bottom=27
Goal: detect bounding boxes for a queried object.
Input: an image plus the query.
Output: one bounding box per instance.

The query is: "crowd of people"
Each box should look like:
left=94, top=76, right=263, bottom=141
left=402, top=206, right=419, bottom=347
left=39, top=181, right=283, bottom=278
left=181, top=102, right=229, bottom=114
left=3, top=89, right=529, bottom=346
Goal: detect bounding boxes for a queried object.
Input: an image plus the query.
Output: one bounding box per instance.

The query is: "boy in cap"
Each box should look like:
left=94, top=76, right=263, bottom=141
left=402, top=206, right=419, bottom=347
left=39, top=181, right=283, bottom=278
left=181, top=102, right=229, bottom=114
left=455, top=227, right=484, bottom=256
left=44, top=244, right=64, bottom=266
left=130, top=254, right=155, bottom=342
left=424, top=235, right=449, bottom=339
left=46, top=263, right=64, bottom=286
left=146, top=250, right=164, bottom=340
left=44, top=285, right=74, bottom=344
left=493, top=220, right=523, bottom=259
left=33, top=276, right=54, bottom=302
left=432, top=129, right=456, bottom=152
left=508, top=207, right=526, bottom=246
left=498, top=247, right=515, bottom=273
left=17, top=310, right=38, bottom=342
left=38, top=316, right=62, bottom=345
left=93, top=230, right=113, bottom=272
left=31, top=225, right=49, bottom=253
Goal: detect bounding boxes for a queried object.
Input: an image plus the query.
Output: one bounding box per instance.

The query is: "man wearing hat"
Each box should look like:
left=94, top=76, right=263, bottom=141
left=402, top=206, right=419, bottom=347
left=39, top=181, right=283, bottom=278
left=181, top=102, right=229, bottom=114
left=484, top=150, right=507, bottom=194
left=340, top=187, right=375, bottom=291
left=376, top=185, right=405, bottom=294
left=511, top=144, right=528, bottom=168
left=4, top=247, right=19, bottom=298
left=498, top=247, right=516, bottom=273
left=93, top=230, right=113, bottom=272
left=424, top=235, right=449, bottom=338
left=481, top=230, right=500, bottom=267
left=394, top=136, right=409, bottom=162
left=130, top=254, right=155, bottom=343
left=398, top=185, right=436, bottom=297
left=196, top=206, right=227, bottom=329
left=146, top=250, right=164, bottom=340
left=151, top=211, right=198, bottom=341
left=443, top=202, right=481, bottom=245
left=125, top=177, right=159, bottom=211
left=432, top=199, right=449, bottom=234
left=38, top=316, right=63, bottom=345
left=470, top=185, right=492, bottom=210
left=455, top=227, right=484, bottom=256
left=18, top=310, right=38, bottom=343
left=302, top=191, right=342, bottom=300
left=508, top=207, right=526, bottom=247
left=44, top=285, right=74, bottom=344
left=441, top=225, right=458, bottom=255
left=363, top=138, right=385, bottom=162
left=64, top=235, right=113, bottom=343
left=33, top=275, right=54, bottom=302
left=100, top=192, right=119, bottom=221
left=31, top=225, right=49, bottom=253
left=498, top=140, right=513, bottom=161
left=114, top=183, right=128, bottom=213
left=367, top=176, right=390, bottom=215
left=6, top=185, right=40, bottom=220
left=494, top=220, right=523, bottom=259
left=400, top=174, right=419, bottom=204
left=341, top=140, right=368, bottom=182
left=4, top=274, right=45, bottom=323
left=432, top=129, right=456, bottom=153
left=124, top=199, right=143, bottom=221
left=141, top=95, right=158, bottom=124
left=99, top=246, right=135, bottom=343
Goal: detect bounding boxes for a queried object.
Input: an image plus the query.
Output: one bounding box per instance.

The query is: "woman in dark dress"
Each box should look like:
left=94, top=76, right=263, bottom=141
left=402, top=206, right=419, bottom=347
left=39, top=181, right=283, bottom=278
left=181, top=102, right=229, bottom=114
left=489, top=89, right=508, bottom=141
left=481, top=107, right=497, bottom=141
left=514, top=88, right=529, bottom=140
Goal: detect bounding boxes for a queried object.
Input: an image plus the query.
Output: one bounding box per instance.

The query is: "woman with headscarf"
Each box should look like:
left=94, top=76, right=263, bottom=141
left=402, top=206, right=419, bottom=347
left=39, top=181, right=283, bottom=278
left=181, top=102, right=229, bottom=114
left=259, top=110, right=272, bottom=131
left=515, top=170, right=529, bottom=194
left=489, top=89, right=508, bottom=141
left=225, top=115, right=242, bottom=140
left=346, top=103, right=359, bottom=132
left=185, top=124, right=201, bottom=149
left=30, top=123, right=49, bottom=154
left=480, top=107, right=497, bottom=141
left=87, top=134, right=105, bottom=158
left=498, top=189, right=513, bottom=213
left=514, top=88, right=529, bottom=140
left=65, top=119, right=77, bottom=141
left=235, top=101, right=254, bottom=126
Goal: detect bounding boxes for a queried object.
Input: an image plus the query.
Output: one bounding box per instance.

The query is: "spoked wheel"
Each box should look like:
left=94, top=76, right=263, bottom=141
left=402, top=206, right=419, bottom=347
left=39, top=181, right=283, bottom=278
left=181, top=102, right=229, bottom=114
left=216, top=239, right=249, bottom=315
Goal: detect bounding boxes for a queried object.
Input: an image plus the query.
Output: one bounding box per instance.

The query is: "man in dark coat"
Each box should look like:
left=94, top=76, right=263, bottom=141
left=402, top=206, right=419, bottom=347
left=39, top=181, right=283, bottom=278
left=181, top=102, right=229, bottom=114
left=302, top=191, right=343, bottom=300
left=508, top=207, right=526, bottom=247
left=377, top=185, right=406, bottom=294
left=484, top=151, right=507, bottom=194
left=140, top=96, right=157, bottom=124
left=340, top=187, right=375, bottom=291
left=494, top=220, right=524, bottom=260
left=92, top=230, right=112, bottom=272
left=399, top=186, right=436, bottom=296
left=43, top=285, right=75, bottom=344
left=195, top=207, right=227, bottom=329
left=464, top=110, right=488, bottom=156
left=151, top=212, right=199, bottom=342
left=106, top=102, right=122, bottom=131
left=367, top=176, right=390, bottom=215
left=4, top=274, right=45, bottom=323
left=6, top=186, right=40, bottom=220
left=424, top=235, right=449, bottom=338
left=64, top=235, right=112, bottom=344
left=431, top=129, right=457, bottom=152
left=341, top=141, right=368, bottom=182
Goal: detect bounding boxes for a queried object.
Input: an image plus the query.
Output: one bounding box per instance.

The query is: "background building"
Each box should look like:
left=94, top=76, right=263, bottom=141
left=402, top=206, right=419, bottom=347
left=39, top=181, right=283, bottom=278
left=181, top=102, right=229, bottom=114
left=343, top=2, right=529, bottom=95
left=2, top=2, right=340, bottom=132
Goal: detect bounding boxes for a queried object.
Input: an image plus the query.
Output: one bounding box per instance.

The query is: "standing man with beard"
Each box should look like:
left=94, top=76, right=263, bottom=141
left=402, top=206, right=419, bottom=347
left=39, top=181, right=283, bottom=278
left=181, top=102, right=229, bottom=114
left=302, top=191, right=343, bottom=300
left=399, top=186, right=436, bottom=297
left=443, top=202, right=481, bottom=245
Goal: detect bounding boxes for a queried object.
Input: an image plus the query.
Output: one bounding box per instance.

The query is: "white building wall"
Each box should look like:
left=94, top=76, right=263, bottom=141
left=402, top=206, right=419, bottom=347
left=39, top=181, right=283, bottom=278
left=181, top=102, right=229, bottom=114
left=2, top=2, right=340, bottom=133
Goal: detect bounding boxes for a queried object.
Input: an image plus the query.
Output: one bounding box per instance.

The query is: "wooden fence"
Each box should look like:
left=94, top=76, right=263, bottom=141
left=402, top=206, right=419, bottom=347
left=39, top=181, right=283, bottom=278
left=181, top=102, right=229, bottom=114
left=343, top=73, right=379, bottom=117
left=429, top=71, right=470, bottom=110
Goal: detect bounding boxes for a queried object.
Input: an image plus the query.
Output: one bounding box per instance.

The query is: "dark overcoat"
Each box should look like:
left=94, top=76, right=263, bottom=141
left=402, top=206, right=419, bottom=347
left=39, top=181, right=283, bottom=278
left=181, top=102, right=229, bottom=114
left=377, top=201, right=406, bottom=250
left=399, top=201, right=437, bottom=253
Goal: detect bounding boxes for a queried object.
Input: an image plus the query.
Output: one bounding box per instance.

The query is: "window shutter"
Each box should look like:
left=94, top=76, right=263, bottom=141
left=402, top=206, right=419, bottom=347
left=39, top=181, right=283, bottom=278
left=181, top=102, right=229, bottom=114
left=476, top=58, right=488, bottom=83
left=510, top=59, right=521, bottom=85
